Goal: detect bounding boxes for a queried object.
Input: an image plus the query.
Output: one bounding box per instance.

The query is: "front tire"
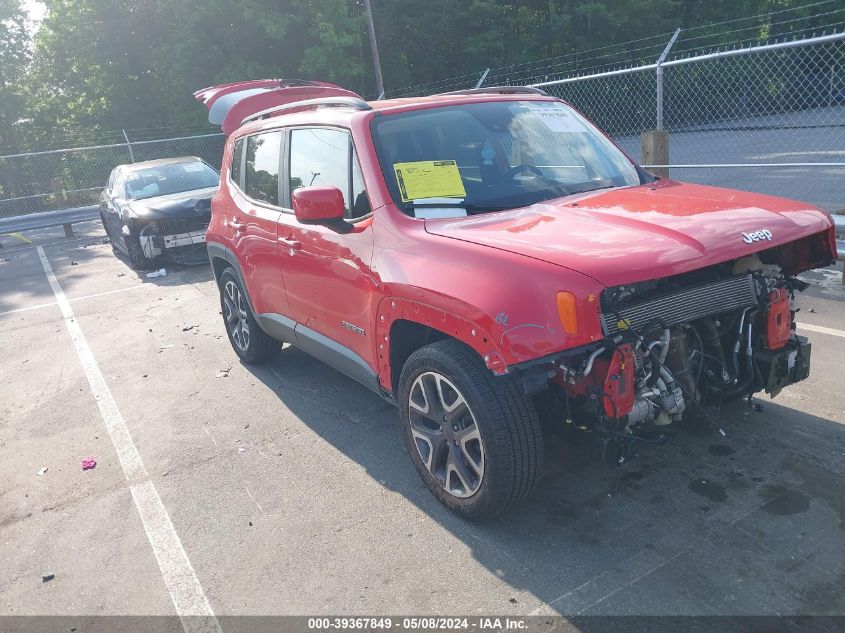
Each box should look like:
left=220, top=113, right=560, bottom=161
left=99, top=211, right=120, bottom=255
left=218, top=268, right=278, bottom=364
left=398, top=339, right=543, bottom=519
left=123, top=227, right=148, bottom=270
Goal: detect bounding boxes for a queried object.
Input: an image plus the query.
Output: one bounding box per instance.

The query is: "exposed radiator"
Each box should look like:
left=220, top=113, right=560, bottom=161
left=602, top=274, right=759, bottom=336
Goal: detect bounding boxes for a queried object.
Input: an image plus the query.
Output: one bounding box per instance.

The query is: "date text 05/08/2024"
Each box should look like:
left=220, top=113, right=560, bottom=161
left=307, top=617, right=528, bottom=630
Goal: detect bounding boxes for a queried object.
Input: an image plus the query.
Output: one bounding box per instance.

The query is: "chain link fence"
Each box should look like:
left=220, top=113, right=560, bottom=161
left=385, top=24, right=845, bottom=214
left=530, top=32, right=845, bottom=211
left=0, top=132, right=225, bottom=219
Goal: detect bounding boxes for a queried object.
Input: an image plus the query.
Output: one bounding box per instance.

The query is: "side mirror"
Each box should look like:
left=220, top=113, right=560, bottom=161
left=292, top=186, right=346, bottom=224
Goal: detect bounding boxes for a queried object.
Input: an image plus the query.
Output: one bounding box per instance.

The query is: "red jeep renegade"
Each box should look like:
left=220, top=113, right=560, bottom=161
left=196, top=80, right=836, bottom=518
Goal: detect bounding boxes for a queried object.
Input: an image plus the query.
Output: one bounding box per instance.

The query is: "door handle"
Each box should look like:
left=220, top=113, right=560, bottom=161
left=278, top=236, right=301, bottom=253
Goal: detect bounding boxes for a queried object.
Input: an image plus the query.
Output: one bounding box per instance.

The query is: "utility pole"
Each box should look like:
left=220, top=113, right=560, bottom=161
left=363, top=0, right=385, bottom=98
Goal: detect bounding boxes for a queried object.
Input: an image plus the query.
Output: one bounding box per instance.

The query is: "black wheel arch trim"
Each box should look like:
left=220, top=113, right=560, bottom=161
left=207, top=241, right=260, bottom=318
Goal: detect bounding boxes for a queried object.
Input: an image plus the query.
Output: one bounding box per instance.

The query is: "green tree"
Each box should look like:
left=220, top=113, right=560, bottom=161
left=9, top=0, right=830, bottom=145
left=0, top=0, right=30, bottom=150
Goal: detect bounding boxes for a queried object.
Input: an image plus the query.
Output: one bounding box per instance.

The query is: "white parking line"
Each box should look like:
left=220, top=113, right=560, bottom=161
left=36, top=245, right=220, bottom=632
left=796, top=322, right=845, bottom=339
left=0, top=300, right=59, bottom=317
left=0, top=283, right=150, bottom=317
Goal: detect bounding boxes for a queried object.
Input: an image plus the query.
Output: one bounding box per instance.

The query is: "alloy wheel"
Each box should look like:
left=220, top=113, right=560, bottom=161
left=223, top=280, right=250, bottom=351
left=408, top=371, right=485, bottom=498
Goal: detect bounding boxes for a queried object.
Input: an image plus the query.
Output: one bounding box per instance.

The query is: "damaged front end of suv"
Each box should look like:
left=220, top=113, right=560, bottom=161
left=537, top=229, right=835, bottom=466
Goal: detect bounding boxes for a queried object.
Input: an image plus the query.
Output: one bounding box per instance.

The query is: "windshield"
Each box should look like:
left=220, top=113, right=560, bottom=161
left=125, top=161, right=220, bottom=200
left=371, top=100, right=643, bottom=214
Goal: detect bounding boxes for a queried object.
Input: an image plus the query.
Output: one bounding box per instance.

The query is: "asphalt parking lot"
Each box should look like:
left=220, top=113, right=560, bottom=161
left=2, top=221, right=845, bottom=622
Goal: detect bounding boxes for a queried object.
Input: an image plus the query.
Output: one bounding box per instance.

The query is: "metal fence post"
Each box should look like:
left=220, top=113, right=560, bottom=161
left=640, top=28, right=682, bottom=179
left=656, top=28, right=681, bottom=131
left=475, top=68, right=490, bottom=89
left=122, top=129, right=135, bottom=163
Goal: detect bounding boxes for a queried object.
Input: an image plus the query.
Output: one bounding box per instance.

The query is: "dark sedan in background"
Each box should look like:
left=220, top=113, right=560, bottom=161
left=99, top=156, right=219, bottom=268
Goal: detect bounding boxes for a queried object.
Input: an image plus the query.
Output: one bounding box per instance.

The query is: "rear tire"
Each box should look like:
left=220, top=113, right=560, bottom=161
left=398, top=339, right=543, bottom=519
left=218, top=268, right=278, bottom=364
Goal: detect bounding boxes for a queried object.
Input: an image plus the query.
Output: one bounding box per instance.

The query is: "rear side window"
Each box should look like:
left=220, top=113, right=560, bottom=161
left=289, top=128, right=371, bottom=219
left=231, top=138, right=244, bottom=187
left=244, top=131, right=282, bottom=205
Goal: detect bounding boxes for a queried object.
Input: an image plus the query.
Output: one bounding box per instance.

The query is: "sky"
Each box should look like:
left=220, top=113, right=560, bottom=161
left=23, top=0, right=46, bottom=28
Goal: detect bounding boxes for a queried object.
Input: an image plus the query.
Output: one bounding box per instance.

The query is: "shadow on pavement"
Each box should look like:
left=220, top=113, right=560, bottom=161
left=244, top=343, right=845, bottom=616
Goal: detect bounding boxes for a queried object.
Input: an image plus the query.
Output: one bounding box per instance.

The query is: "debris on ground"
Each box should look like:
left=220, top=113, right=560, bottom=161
left=146, top=268, right=167, bottom=278
left=71, top=261, right=78, bottom=266
left=37, top=467, right=48, bottom=476
left=215, top=364, right=233, bottom=378
left=808, top=307, right=816, bottom=313
left=81, top=457, right=97, bottom=471
left=117, top=272, right=126, bottom=277
left=41, top=573, right=55, bottom=583
left=182, top=325, right=197, bottom=331
left=238, top=447, right=246, bottom=453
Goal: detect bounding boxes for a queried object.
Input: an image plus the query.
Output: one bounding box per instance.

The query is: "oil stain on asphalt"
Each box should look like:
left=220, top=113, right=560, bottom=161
left=759, top=485, right=811, bottom=516
left=708, top=444, right=735, bottom=457
left=688, top=478, right=728, bottom=502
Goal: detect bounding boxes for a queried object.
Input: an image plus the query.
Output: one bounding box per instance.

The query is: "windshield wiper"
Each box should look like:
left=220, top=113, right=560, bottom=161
left=564, top=182, right=617, bottom=196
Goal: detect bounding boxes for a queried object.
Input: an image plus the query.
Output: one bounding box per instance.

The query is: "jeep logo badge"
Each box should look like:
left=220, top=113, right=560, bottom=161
left=741, top=229, right=773, bottom=244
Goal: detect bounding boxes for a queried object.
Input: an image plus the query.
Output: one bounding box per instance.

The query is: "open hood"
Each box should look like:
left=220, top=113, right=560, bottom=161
left=193, top=79, right=362, bottom=135
left=424, top=181, right=834, bottom=287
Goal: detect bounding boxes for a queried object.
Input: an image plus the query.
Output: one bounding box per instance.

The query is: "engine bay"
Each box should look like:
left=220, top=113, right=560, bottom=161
left=544, top=250, right=815, bottom=467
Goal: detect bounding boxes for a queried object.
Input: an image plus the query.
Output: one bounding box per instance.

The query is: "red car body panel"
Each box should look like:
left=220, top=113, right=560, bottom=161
left=423, top=179, right=833, bottom=287
left=203, top=88, right=837, bottom=395
left=277, top=213, right=376, bottom=367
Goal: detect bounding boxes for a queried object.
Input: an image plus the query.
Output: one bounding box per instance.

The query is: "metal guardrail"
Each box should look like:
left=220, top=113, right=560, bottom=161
left=0, top=205, right=98, bottom=238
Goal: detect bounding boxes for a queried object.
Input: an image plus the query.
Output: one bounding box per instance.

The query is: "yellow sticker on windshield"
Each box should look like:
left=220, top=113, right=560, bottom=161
left=393, top=160, right=466, bottom=202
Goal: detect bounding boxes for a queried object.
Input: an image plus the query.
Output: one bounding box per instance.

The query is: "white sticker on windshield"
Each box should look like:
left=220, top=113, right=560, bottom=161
left=183, top=163, right=204, bottom=172
left=411, top=197, right=468, bottom=219
left=524, top=102, right=586, bottom=134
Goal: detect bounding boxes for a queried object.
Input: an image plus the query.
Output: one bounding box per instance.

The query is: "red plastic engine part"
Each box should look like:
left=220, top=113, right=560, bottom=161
left=601, top=344, right=636, bottom=418
left=565, top=344, right=636, bottom=418
left=766, top=288, right=792, bottom=350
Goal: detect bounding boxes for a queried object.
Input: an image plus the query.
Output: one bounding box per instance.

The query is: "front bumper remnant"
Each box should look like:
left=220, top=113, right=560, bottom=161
left=140, top=228, right=208, bottom=260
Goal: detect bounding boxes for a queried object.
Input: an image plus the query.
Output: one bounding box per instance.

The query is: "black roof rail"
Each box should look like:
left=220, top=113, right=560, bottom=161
left=241, top=96, right=372, bottom=127
left=437, top=86, right=549, bottom=97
